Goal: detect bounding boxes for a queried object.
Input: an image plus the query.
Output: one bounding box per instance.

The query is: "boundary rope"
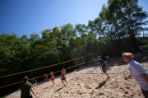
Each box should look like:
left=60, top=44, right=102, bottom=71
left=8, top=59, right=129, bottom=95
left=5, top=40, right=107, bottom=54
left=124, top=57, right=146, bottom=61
left=0, top=57, right=85, bottom=89
left=0, top=57, right=84, bottom=78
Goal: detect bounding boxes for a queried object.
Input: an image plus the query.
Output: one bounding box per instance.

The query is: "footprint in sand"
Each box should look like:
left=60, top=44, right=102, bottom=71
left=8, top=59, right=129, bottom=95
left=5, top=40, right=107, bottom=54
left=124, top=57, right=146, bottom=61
left=99, top=92, right=105, bottom=96
left=124, top=91, right=129, bottom=94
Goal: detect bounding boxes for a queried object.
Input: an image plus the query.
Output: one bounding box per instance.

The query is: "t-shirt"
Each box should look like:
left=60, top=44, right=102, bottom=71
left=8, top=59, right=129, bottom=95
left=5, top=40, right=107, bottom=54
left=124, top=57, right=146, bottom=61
left=97, top=58, right=106, bottom=68
left=128, top=60, right=148, bottom=90
left=21, top=82, right=32, bottom=98
left=61, top=71, right=65, bottom=78
left=100, top=60, right=106, bottom=68
left=50, top=73, right=55, bottom=79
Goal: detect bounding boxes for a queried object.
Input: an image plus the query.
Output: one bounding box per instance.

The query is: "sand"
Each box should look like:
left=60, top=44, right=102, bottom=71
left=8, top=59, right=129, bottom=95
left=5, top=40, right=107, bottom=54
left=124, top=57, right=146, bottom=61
left=5, top=61, right=148, bottom=98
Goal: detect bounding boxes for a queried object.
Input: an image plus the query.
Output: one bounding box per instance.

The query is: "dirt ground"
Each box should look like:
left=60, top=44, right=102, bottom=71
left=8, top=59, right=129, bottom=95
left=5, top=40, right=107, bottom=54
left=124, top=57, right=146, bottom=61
left=5, top=60, right=148, bottom=98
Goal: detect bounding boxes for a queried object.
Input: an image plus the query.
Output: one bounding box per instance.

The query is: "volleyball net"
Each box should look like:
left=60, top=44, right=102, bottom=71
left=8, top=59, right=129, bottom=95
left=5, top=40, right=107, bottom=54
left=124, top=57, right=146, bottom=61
left=0, top=54, right=95, bottom=89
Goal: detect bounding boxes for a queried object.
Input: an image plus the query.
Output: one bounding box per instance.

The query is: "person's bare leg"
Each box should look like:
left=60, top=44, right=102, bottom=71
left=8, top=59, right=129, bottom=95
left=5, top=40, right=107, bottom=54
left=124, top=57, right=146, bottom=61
left=104, top=72, right=110, bottom=80
left=65, top=79, right=68, bottom=85
left=64, top=80, right=67, bottom=86
left=51, top=80, right=55, bottom=88
left=52, top=80, right=55, bottom=91
left=62, top=80, right=66, bottom=86
left=53, top=80, right=55, bottom=85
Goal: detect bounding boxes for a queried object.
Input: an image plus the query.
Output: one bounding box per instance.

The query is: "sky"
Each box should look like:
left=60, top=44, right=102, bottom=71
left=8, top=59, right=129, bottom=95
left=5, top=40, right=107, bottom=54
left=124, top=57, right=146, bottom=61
left=0, top=0, right=148, bottom=36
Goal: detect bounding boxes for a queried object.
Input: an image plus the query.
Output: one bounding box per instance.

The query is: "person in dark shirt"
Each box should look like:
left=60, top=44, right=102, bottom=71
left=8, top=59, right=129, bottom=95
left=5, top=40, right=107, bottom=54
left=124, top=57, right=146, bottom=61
left=21, top=76, right=38, bottom=98
left=97, top=56, right=110, bottom=80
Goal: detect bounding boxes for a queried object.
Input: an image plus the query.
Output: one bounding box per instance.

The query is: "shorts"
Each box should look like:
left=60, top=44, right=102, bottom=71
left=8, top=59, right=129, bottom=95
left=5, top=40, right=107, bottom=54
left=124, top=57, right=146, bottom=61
left=102, top=66, right=106, bottom=73
left=61, top=77, right=66, bottom=80
left=51, top=78, right=54, bottom=81
left=142, top=89, right=148, bottom=98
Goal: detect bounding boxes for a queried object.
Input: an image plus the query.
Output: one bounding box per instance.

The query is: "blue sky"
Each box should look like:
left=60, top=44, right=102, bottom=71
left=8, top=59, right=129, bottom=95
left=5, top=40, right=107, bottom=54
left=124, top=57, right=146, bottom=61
left=0, top=0, right=148, bottom=36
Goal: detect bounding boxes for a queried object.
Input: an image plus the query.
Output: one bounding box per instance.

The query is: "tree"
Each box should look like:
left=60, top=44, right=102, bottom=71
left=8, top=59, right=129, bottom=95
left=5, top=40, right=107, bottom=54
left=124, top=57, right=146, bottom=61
left=88, top=17, right=106, bottom=38
left=0, top=0, right=147, bottom=77
left=99, top=0, right=148, bottom=52
left=0, top=34, right=22, bottom=67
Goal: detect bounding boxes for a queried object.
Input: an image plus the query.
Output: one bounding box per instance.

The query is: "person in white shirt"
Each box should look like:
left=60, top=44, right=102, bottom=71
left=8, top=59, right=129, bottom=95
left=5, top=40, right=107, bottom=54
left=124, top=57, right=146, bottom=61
left=122, top=52, right=148, bottom=98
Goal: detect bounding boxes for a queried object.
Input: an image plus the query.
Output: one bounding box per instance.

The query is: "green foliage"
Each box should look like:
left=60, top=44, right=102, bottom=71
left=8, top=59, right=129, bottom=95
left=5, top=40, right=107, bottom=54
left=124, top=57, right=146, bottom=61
left=0, top=35, right=22, bottom=67
left=0, top=0, right=147, bottom=75
left=143, top=39, right=148, bottom=50
left=0, top=23, right=97, bottom=74
left=98, top=0, right=148, bottom=52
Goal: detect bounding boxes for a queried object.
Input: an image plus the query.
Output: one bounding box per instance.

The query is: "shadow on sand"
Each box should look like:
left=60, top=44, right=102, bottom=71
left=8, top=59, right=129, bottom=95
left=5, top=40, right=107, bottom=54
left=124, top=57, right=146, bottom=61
left=54, top=87, right=64, bottom=92
left=95, top=78, right=109, bottom=89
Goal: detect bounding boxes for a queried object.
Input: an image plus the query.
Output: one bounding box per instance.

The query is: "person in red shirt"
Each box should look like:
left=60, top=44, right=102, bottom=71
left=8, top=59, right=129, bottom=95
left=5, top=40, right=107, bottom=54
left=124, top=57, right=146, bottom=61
left=61, top=69, right=67, bottom=86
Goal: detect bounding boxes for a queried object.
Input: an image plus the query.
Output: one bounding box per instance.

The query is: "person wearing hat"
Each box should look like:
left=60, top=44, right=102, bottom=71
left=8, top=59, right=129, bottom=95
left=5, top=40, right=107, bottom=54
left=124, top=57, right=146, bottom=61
left=122, top=52, right=148, bottom=98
